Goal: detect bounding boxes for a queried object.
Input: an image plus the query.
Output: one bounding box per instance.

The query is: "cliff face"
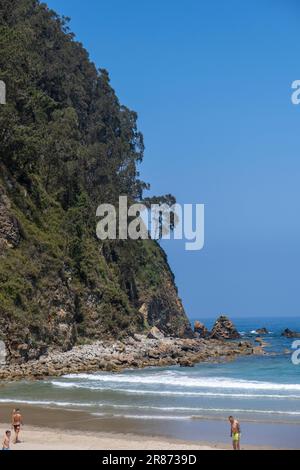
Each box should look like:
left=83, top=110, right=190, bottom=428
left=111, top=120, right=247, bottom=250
left=0, top=0, right=192, bottom=363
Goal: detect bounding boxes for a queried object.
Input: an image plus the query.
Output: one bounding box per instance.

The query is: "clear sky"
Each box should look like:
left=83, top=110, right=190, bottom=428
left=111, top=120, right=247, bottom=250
left=47, top=0, right=300, bottom=319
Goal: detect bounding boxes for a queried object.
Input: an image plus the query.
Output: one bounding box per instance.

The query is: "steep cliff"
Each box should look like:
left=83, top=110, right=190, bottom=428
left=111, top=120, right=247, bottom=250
left=0, top=0, right=192, bottom=363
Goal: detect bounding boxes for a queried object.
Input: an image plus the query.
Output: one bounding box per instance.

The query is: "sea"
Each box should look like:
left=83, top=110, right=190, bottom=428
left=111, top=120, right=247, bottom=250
left=1, top=317, right=300, bottom=448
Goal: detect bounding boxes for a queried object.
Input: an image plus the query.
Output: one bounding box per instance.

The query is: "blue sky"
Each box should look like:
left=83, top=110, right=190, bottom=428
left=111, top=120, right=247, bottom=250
left=47, top=0, right=300, bottom=318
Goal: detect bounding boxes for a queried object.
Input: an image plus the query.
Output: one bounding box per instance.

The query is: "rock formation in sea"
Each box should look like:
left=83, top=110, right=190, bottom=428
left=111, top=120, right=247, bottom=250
left=281, top=328, right=300, bottom=338
left=194, top=321, right=210, bottom=338
left=255, top=328, right=269, bottom=335
left=210, top=316, right=241, bottom=340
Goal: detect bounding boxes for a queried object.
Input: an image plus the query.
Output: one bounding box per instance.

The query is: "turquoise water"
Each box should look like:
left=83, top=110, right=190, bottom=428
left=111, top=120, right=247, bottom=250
left=1, top=317, right=300, bottom=446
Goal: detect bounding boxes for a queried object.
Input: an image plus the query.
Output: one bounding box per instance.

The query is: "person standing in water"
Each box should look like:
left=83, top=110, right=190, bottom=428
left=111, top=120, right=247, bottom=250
left=11, top=408, right=23, bottom=444
left=228, top=416, right=241, bottom=450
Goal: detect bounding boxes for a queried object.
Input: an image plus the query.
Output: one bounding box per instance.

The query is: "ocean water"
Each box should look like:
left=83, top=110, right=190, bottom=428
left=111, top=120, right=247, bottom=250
left=1, top=317, right=300, bottom=446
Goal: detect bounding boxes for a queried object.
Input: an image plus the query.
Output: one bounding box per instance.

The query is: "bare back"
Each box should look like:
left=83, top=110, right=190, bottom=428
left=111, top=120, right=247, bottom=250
left=12, top=413, right=22, bottom=426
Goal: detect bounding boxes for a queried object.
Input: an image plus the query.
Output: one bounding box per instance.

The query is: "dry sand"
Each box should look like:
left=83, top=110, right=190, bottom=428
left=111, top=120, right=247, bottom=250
left=1, top=425, right=220, bottom=450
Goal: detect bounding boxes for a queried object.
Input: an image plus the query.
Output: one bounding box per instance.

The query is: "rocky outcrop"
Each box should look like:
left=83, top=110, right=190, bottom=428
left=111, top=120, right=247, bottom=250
left=281, top=329, right=300, bottom=338
left=142, top=269, right=194, bottom=338
left=194, top=321, right=210, bottom=338
left=147, top=326, right=165, bottom=340
left=210, top=316, right=241, bottom=340
left=0, top=335, right=258, bottom=381
left=255, top=328, right=269, bottom=335
left=0, top=340, right=7, bottom=365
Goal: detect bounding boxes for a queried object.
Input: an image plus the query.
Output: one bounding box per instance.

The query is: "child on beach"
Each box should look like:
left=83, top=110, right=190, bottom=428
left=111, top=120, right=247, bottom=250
left=2, top=430, right=11, bottom=451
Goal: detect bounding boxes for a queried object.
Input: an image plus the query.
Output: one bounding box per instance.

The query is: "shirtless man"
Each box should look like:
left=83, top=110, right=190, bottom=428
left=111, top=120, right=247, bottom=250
left=2, top=430, right=11, bottom=451
left=228, top=416, right=241, bottom=450
left=12, top=408, right=23, bottom=444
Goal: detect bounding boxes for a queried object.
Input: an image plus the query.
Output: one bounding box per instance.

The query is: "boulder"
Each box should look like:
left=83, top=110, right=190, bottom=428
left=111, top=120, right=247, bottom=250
left=281, top=328, right=300, bottom=338
left=255, top=328, right=269, bottom=335
left=210, top=316, right=241, bottom=340
left=255, top=337, right=268, bottom=347
left=147, top=326, right=165, bottom=340
left=178, top=358, right=195, bottom=368
left=194, top=321, right=209, bottom=338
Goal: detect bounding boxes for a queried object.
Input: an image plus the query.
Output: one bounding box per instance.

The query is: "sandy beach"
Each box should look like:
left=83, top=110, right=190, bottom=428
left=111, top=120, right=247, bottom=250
left=0, top=404, right=223, bottom=450
left=0, top=425, right=221, bottom=451
left=0, top=403, right=285, bottom=450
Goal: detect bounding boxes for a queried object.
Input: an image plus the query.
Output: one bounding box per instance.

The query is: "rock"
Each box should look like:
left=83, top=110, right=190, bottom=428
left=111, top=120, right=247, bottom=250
left=255, top=328, right=269, bottom=335
left=194, top=321, right=209, bottom=338
left=147, top=326, right=165, bottom=340
left=178, top=358, right=195, bottom=368
left=281, top=328, right=300, bottom=338
left=252, top=346, right=265, bottom=356
left=0, top=340, right=7, bottom=365
left=210, top=316, right=241, bottom=340
left=139, top=304, right=148, bottom=323
left=133, top=334, right=147, bottom=343
left=255, top=337, right=268, bottom=347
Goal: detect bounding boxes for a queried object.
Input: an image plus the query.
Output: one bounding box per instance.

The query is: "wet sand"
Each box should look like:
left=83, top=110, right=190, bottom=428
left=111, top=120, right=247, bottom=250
left=0, top=404, right=298, bottom=450
left=0, top=404, right=219, bottom=450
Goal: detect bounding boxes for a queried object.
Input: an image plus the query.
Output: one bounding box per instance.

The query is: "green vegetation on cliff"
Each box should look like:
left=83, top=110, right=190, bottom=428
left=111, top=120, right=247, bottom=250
left=0, top=0, right=192, bottom=362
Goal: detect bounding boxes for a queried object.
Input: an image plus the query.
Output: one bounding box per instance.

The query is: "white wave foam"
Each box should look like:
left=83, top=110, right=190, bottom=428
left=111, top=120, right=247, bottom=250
left=61, top=373, right=300, bottom=392
left=0, top=398, right=96, bottom=408
left=51, top=381, right=81, bottom=389
left=91, top=408, right=300, bottom=420
left=99, top=404, right=300, bottom=416
left=50, top=381, right=300, bottom=399
left=92, top=413, right=188, bottom=421
left=1, top=398, right=299, bottom=418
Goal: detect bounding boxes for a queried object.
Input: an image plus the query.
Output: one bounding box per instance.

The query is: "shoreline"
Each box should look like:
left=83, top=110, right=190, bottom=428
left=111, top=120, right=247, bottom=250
left=0, top=335, right=261, bottom=382
left=0, top=424, right=220, bottom=451
left=0, top=403, right=294, bottom=450
left=0, top=404, right=222, bottom=450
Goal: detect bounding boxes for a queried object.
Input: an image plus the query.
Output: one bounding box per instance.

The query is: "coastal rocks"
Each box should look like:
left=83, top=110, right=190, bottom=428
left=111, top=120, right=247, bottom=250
left=210, top=316, right=241, bottom=340
left=145, top=292, right=194, bottom=338
left=0, top=340, right=7, bottom=365
left=255, top=337, right=269, bottom=348
left=252, top=346, right=266, bottom=356
left=138, top=303, right=148, bottom=324
left=194, top=321, right=209, bottom=338
left=281, top=329, right=300, bottom=338
left=0, top=335, right=256, bottom=382
left=147, top=326, right=165, bottom=340
left=255, top=328, right=269, bottom=335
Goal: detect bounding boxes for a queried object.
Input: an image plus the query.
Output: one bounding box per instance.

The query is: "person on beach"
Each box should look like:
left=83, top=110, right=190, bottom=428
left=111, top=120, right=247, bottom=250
left=11, top=408, right=23, bottom=444
left=2, top=430, right=11, bottom=451
left=228, top=416, right=241, bottom=450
